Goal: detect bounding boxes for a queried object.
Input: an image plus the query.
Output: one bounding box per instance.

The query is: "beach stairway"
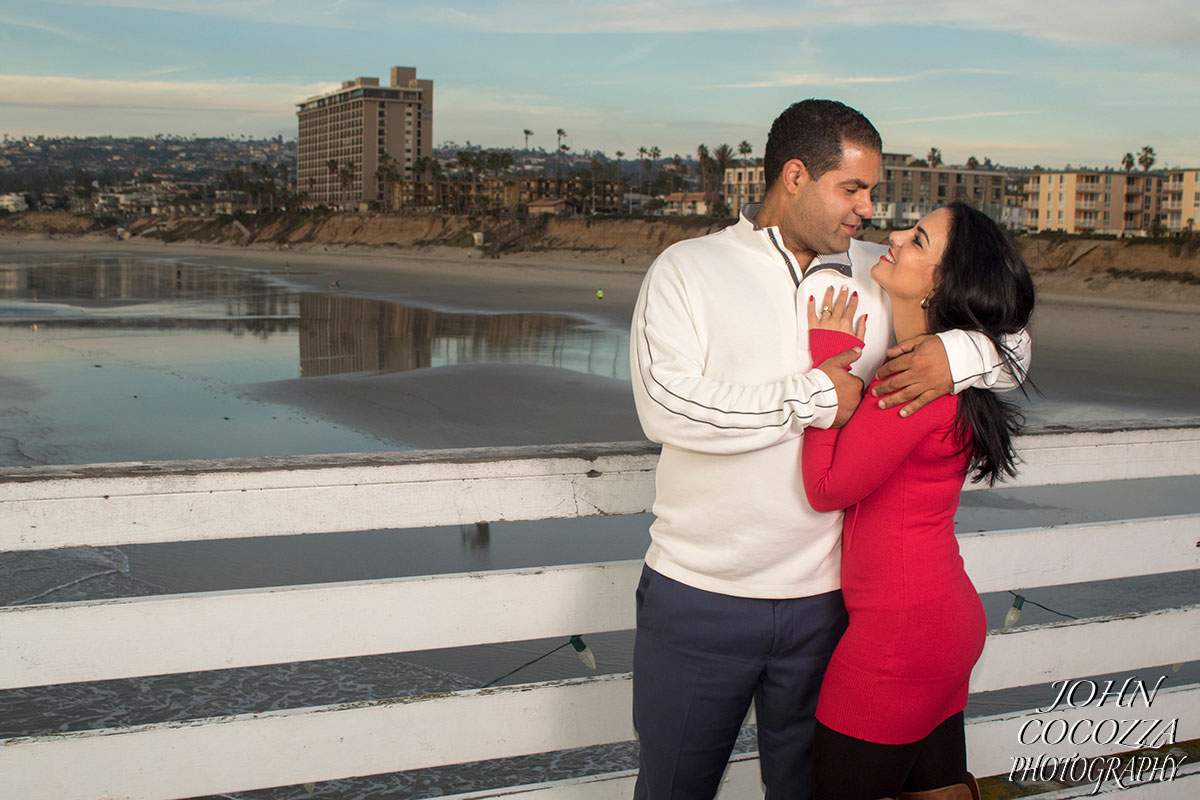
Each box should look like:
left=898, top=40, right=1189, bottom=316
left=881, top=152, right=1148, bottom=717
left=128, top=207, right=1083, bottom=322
left=482, top=216, right=548, bottom=258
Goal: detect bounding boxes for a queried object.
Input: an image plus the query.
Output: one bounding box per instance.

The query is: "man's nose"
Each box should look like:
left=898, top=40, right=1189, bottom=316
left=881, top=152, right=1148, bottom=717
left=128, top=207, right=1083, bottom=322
left=855, top=192, right=873, bottom=220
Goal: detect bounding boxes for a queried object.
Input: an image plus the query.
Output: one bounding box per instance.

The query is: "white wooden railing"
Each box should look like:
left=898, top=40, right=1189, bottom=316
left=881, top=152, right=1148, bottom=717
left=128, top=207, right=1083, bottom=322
left=2, top=420, right=1199, bottom=799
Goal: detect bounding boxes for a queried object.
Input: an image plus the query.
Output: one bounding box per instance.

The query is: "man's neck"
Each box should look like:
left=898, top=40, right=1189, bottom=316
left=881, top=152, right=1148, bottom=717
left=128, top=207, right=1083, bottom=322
left=752, top=195, right=817, bottom=266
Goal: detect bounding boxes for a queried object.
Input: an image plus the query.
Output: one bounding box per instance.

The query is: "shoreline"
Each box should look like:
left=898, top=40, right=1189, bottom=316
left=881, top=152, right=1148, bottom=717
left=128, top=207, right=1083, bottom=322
left=1, top=234, right=1198, bottom=470
left=3, top=230, right=1199, bottom=316
left=0, top=234, right=649, bottom=328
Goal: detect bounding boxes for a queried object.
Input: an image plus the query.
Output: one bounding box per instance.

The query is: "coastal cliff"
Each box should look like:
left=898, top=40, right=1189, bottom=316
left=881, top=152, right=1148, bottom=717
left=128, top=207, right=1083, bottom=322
left=3, top=210, right=1198, bottom=306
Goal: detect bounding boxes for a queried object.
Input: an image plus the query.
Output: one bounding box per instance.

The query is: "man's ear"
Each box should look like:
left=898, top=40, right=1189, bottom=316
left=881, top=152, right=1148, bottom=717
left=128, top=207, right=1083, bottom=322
left=782, top=158, right=811, bottom=195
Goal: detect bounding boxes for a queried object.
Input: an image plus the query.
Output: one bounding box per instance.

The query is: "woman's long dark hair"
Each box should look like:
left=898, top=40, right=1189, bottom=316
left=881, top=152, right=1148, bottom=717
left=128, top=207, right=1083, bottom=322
left=925, top=202, right=1036, bottom=485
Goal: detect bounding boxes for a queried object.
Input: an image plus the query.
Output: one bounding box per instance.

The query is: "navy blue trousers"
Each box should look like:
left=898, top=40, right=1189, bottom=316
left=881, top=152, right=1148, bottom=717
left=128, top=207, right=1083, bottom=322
left=632, top=566, right=848, bottom=800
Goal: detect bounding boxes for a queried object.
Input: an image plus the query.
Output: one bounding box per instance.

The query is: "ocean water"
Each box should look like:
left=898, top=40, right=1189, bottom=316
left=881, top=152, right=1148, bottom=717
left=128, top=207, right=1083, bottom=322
left=1, top=252, right=1198, bottom=797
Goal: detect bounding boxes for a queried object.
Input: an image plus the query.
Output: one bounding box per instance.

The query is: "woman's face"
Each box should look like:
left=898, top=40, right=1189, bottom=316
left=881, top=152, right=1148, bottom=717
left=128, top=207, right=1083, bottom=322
left=871, top=207, right=951, bottom=304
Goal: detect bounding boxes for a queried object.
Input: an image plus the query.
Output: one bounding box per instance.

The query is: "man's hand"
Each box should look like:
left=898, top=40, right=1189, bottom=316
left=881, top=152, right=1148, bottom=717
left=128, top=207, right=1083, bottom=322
left=872, top=334, right=953, bottom=417
left=817, top=348, right=864, bottom=428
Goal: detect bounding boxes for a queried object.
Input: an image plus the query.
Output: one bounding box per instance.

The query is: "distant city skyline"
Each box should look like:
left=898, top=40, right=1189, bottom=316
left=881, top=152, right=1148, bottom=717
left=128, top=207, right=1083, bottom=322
left=1, top=1, right=1197, bottom=169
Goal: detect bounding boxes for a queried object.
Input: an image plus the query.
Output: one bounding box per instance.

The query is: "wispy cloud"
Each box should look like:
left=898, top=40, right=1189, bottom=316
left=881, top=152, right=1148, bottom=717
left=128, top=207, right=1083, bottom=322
left=0, top=74, right=339, bottom=113
left=717, top=68, right=1009, bottom=89
left=46, top=0, right=1200, bottom=48
left=885, top=110, right=1039, bottom=126
left=0, top=11, right=98, bottom=46
left=141, top=65, right=200, bottom=77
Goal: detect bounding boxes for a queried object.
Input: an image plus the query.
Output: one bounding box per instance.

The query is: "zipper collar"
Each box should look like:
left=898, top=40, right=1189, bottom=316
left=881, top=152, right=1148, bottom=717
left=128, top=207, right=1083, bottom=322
left=737, top=203, right=853, bottom=287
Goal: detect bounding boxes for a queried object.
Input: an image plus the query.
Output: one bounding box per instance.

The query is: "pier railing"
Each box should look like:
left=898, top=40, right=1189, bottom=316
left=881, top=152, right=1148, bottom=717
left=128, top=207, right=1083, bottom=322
left=2, top=420, right=1199, bottom=799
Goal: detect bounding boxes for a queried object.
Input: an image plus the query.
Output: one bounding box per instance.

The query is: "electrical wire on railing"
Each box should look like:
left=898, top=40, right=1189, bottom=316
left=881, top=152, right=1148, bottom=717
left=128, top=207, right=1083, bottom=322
left=481, top=635, right=596, bottom=688
left=1003, top=591, right=1078, bottom=629
left=1002, top=592, right=1185, bottom=672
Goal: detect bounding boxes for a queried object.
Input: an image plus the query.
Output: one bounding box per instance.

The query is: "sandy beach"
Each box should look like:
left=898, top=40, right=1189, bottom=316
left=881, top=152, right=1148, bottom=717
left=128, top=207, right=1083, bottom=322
left=1, top=234, right=1198, bottom=464
left=0, top=235, right=649, bottom=327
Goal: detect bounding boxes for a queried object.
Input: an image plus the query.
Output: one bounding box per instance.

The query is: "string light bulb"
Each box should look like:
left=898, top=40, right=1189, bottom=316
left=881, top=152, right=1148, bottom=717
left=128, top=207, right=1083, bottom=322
left=1004, top=594, right=1025, bottom=629
left=571, top=635, right=596, bottom=669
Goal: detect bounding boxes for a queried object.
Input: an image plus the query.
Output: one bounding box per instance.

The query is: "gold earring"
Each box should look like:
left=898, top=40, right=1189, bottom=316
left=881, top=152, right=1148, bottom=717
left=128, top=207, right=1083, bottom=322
left=920, top=294, right=931, bottom=309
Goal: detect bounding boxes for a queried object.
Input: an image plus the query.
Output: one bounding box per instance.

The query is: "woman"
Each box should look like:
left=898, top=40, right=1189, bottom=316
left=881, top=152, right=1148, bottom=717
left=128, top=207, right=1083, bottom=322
left=802, top=202, right=1035, bottom=800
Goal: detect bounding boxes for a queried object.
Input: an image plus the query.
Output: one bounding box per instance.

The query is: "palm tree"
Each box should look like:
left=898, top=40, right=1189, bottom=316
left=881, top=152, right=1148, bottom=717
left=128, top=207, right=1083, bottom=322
left=276, top=162, right=290, bottom=208
left=738, top=140, right=752, bottom=167
left=927, top=147, right=943, bottom=168
left=338, top=163, right=354, bottom=209
left=556, top=128, right=567, bottom=178
left=523, top=129, right=533, bottom=149
left=325, top=159, right=338, bottom=206
left=375, top=154, right=402, bottom=211
left=251, top=162, right=277, bottom=211
left=456, top=150, right=475, bottom=180
left=1121, top=152, right=1135, bottom=172
left=966, top=155, right=980, bottom=170
left=1138, top=146, right=1156, bottom=172
left=696, top=144, right=712, bottom=198
left=712, top=144, right=735, bottom=207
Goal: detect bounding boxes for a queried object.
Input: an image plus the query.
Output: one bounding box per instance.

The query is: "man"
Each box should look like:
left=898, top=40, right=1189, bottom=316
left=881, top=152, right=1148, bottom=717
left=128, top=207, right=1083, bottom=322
left=629, top=100, right=1028, bottom=799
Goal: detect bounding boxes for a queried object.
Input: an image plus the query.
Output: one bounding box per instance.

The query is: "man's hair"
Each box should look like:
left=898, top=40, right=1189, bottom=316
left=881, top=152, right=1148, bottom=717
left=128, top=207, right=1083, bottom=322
left=763, top=99, right=881, bottom=188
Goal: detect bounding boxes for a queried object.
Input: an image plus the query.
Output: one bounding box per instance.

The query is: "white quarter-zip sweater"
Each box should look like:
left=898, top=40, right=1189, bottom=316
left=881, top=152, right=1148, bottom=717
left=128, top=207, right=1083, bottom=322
left=631, top=204, right=1029, bottom=599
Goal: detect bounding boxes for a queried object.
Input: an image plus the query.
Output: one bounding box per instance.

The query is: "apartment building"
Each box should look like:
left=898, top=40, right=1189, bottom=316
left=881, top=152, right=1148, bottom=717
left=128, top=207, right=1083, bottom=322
left=722, top=155, right=1006, bottom=227
left=296, top=66, right=433, bottom=209
left=1160, top=169, right=1200, bottom=233
left=391, top=176, right=623, bottom=214
left=662, top=192, right=712, bottom=216
left=723, top=164, right=767, bottom=212
left=872, top=154, right=1006, bottom=228
left=1024, top=170, right=1136, bottom=234
left=1023, top=168, right=1200, bottom=235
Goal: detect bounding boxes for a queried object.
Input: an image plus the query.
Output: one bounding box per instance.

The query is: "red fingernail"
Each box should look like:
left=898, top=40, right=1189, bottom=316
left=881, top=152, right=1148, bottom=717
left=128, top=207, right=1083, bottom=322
left=852, top=291, right=858, bottom=298
left=808, top=296, right=814, bottom=303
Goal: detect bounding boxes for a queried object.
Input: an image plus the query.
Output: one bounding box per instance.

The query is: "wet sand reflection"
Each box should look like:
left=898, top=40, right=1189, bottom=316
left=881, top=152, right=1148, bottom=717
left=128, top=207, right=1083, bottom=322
left=0, top=255, right=630, bottom=381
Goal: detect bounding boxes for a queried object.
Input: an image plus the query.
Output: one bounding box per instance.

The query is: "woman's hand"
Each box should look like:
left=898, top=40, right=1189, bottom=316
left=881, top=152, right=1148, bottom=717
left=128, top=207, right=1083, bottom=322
left=807, top=285, right=867, bottom=338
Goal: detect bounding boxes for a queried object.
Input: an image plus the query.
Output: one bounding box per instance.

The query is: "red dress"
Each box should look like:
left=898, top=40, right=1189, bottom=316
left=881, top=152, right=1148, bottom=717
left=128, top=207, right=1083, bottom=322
left=803, top=330, right=986, bottom=745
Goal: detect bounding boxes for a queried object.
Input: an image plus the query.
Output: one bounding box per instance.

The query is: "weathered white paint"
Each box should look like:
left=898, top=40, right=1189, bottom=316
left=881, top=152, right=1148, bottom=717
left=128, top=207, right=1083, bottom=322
left=962, top=515, right=1200, bottom=594
left=434, top=755, right=762, bottom=800
left=3, top=423, right=1198, bottom=552
left=441, top=757, right=1200, bottom=800
left=0, top=444, right=659, bottom=552
left=1003, top=419, right=1200, bottom=489
left=4, top=674, right=1194, bottom=800
left=0, top=561, right=643, bottom=689
left=0, top=675, right=636, bottom=800
left=972, top=605, right=1200, bottom=693
left=4, top=530, right=1197, bottom=690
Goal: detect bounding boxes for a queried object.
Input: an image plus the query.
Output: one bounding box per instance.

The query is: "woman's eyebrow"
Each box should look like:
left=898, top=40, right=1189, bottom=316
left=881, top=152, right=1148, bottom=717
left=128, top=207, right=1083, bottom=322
left=916, top=225, right=930, bottom=245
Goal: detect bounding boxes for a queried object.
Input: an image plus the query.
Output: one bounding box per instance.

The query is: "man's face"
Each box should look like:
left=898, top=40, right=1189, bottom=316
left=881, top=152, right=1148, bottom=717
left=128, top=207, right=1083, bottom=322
left=782, top=143, right=880, bottom=257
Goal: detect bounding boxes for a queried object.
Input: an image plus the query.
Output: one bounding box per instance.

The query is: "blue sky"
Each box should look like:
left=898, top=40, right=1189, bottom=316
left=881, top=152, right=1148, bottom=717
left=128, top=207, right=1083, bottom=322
left=1, top=1, right=1197, bottom=169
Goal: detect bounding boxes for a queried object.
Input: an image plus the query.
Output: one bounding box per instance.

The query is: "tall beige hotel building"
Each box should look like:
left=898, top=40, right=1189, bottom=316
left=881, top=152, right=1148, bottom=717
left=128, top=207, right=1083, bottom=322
left=297, top=66, right=433, bottom=209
